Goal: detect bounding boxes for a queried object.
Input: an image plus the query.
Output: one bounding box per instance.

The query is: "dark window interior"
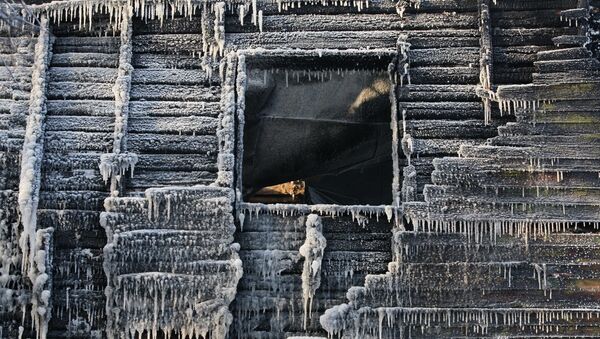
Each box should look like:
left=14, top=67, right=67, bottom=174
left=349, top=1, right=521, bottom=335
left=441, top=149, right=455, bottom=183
left=242, top=55, right=394, bottom=205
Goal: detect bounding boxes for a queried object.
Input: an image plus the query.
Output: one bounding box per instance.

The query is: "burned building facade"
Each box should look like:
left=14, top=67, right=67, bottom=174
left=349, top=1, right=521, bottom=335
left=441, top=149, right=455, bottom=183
left=0, top=0, right=599, bottom=338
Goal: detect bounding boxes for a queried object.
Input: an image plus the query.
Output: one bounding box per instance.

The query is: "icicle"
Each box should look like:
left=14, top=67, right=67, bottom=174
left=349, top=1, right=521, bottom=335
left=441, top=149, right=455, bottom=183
left=239, top=5, right=245, bottom=26
left=100, top=8, right=135, bottom=195
left=299, top=214, right=326, bottom=330
left=258, top=10, right=263, bottom=33
left=18, top=15, right=51, bottom=296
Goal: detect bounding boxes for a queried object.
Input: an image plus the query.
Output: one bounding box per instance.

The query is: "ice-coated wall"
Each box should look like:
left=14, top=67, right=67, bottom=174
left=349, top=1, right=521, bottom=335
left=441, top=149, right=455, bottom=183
left=0, top=0, right=599, bottom=338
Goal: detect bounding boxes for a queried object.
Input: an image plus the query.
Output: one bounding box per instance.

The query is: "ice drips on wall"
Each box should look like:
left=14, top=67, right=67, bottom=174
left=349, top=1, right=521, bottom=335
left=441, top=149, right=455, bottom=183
left=240, top=203, right=399, bottom=229
left=100, top=10, right=137, bottom=195
left=299, top=214, right=326, bottom=330
left=102, top=186, right=243, bottom=339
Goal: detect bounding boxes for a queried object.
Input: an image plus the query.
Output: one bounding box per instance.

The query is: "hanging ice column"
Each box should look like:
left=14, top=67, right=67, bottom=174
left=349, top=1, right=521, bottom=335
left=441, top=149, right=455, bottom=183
left=299, top=214, right=326, bottom=330
left=476, top=0, right=495, bottom=125
left=99, top=8, right=138, bottom=196
left=200, top=1, right=227, bottom=80
left=17, top=14, right=55, bottom=339
left=394, top=36, right=416, bottom=203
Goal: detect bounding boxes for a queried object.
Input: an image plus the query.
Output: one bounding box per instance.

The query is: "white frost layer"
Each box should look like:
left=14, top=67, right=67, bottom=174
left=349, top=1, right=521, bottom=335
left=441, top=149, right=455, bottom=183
left=214, top=52, right=237, bottom=188
left=299, top=214, right=326, bottom=330
left=111, top=8, right=133, bottom=155
left=101, top=10, right=136, bottom=194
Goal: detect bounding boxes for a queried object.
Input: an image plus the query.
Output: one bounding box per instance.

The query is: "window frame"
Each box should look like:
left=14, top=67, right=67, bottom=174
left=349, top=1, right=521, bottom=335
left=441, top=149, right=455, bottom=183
left=233, top=48, right=402, bottom=223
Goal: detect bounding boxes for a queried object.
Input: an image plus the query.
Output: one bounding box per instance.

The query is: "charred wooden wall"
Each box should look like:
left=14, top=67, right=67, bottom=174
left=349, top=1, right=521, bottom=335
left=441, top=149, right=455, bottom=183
left=0, top=0, right=598, bottom=338
left=0, top=28, right=36, bottom=336
left=42, top=29, right=119, bottom=337
left=400, top=0, right=580, bottom=201
left=43, top=15, right=225, bottom=337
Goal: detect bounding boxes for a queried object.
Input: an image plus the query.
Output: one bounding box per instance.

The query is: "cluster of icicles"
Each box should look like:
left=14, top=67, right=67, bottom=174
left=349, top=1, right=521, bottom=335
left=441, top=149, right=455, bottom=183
left=239, top=202, right=400, bottom=229
left=405, top=216, right=597, bottom=245
left=321, top=306, right=600, bottom=338
left=382, top=261, right=551, bottom=293
left=103, top=186, right=242, bottom=339
left=99, top=153, right=138, bottom=185
left=28, top=0, right=214, bottom=31
left=270, top=0, right=370, bottom=12
left=255, top=68, right=389, bottom=88
left=11, top=0, right=377, bottom=36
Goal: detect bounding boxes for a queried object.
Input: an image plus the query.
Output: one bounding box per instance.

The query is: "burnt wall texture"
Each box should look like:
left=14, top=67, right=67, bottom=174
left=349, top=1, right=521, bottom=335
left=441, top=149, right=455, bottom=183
left=0, top=0, right=599, bottom=338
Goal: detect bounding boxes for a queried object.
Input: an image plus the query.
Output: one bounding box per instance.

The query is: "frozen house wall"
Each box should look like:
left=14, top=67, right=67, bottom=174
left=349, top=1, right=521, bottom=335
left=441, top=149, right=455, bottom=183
left=39, top=24, right=121, bottom=337
left=398, top=0, right=582, bottom=202
left=0, top=0, right=598, bottom=338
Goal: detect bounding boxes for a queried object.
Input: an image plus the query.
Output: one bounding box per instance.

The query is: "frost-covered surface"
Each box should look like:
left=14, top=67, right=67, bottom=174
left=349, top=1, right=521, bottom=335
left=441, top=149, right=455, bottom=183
left=2, top=0, right=600, bottom=338
left=215, top=52, right=237, bottom=188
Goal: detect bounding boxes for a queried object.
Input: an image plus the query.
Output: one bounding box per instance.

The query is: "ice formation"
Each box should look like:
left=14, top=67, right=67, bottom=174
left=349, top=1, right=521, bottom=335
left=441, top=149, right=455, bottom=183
left=102, top=186, right=243, bottom=339
left=388, top=40, right=405, bottom=208
left=18, top=15, right=50, bottom=278
left=299, top=214, right=326, bottom=330
left=99, top=153, right=138, bottom=185
left=16, top=15, right=55, bottom=339
left=214, top=52, right=238, bottom=188
left=477, top=0, right=493, bottom=125
left=29, top=228, right=54, bottom=339
left=0, top=0, right=598, bottom=338
left=271, top=0, right=370, bottom=12
left=321, top=306, right=600, bottom=338
left=395, top=37, right=417, bottom=204
left=198, top=1, right=228, bottom=81
left=27, top=0, right=206, bottom=31
left=99, top=9, right=137, bottom=194
left=240, top=203, right=399, bottom=228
